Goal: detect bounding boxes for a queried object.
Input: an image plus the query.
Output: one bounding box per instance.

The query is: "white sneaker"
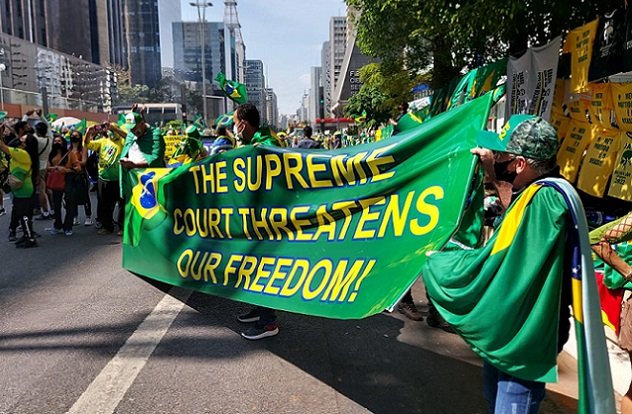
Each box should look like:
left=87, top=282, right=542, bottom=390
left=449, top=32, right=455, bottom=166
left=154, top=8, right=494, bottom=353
left=0, top=208, right=5, bottom=216
left=84, top=218, right=93, bottom=226
left=73, top=217, right=79, bottom=226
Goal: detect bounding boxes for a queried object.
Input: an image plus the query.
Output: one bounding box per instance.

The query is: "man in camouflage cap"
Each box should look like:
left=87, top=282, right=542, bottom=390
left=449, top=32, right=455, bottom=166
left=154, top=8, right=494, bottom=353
left=425, top=114, right=570, bottom=413
left=474, top=114, right=559, bottom=195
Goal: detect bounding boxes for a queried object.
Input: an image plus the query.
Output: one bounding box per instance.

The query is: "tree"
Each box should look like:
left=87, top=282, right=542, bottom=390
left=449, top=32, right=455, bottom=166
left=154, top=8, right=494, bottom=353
left=344, top=83, right=390, bottom=129
left=346, top=0, right=621, bottom=88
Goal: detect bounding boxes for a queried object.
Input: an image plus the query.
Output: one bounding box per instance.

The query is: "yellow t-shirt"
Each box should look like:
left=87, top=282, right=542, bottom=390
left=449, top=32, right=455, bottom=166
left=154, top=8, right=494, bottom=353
left=9, top=147, right=33, bottom=198
left=87, top=137, right=124, bottom=181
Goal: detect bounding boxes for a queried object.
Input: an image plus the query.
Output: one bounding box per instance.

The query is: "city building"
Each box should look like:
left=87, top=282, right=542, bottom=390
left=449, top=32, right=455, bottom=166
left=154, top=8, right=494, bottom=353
left=308, top=66, right=322, bottom=126
left=331, top=20, right=377, bottom=116
left=321, top=41, right=331, bottom=117
left=296, top=92, right=309, bottom=123
left=264, top=87, right=278, bottom=128
left=0, top=30, right=115, bottom=113
left=158, top=0, right=182, bottom=69
left=329, top=16, right=346, bottom=111
left=123, top=0, right=162, bottom=88
left=245, top=59, right=266, bottom=121
left=223, top=1, right=246, bottom=84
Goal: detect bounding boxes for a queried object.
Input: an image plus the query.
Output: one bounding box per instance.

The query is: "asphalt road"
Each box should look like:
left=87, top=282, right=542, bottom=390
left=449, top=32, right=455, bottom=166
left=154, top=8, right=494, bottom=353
left=0, top=194, right=575, bottom=414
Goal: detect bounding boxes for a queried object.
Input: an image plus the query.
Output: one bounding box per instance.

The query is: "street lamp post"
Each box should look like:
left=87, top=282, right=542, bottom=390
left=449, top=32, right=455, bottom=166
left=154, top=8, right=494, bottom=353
left=0, top=63, right=5, bottom=111
left=190, top=1, right=213, bottom=125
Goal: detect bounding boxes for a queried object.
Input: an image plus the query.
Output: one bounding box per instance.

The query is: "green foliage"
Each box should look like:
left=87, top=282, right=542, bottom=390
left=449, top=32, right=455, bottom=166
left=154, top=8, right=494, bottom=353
left=344, top=83, right=390, bottom=129
left=346, top=0, right=621, bottom=88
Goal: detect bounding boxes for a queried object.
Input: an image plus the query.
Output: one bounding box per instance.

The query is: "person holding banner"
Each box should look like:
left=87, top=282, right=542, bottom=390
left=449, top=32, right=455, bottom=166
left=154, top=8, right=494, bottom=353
left=232, top=103, right=282, bottom=340
left=424, top=115, right=572, bottom=414
left=591, top=213, right=632, bottom=414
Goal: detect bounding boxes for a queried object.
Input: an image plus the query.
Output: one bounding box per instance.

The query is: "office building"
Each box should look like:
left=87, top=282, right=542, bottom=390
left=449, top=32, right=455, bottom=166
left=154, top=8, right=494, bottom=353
left=245, top=59, right=266, bottom=120
left=308, top=66, right=322, bottom=125
left=265, top=87, right=278, bottom=128
left=158, top=0, right=182, bottom=69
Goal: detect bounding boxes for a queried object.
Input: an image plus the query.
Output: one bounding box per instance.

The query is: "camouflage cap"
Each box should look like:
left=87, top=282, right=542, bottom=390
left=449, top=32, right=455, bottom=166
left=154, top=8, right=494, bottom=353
left=477, top=114, right=559, bottom=161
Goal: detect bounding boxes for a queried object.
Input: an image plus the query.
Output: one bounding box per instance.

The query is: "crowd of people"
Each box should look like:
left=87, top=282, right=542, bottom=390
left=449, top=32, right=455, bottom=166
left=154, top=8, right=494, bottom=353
left=1, top=103, right=631, bottom=413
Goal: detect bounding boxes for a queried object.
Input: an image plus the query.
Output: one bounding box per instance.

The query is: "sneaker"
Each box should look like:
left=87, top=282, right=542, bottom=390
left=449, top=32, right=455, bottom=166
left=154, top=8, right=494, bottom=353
left=97, top=228, right=113, bottom=235
left=48, top=227, right=63, bottom=235
left=0, top=208, right=6, bottom=216
left=34, top=213, right=52, bottom=221
left=8, top=230, right=16, bottom=242
left=84, top=218, right=93, bottom=226
left=426, top=311, right=456, bottom=333
left=15, top=238, right=37, bottom=248
left=73, top=217, right=79, bottom=226
left=237, top=309, right=261, bottom=323
left=64, top=230, right=73, bottom=236
left=241, top=324, right=279, bottom=340
left=397, top=302, right=424, bottom=321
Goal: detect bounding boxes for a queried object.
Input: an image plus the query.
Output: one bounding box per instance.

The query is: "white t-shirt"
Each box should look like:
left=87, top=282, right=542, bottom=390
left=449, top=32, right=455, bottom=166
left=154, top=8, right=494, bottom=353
left=35, top=135, right=51, bottom=170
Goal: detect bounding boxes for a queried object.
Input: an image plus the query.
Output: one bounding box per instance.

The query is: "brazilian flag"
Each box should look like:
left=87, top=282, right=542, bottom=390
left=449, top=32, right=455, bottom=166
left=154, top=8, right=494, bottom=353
left=215, top=72, right=248, bottom=104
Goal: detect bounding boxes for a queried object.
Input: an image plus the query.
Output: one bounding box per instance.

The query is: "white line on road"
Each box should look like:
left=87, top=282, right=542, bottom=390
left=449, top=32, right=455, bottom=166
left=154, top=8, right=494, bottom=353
left=66, top=287, right=192, bottom=414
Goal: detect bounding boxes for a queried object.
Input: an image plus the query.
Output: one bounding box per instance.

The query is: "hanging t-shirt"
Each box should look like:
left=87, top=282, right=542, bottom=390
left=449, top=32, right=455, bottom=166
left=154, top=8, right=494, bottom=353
left=557, top=120, right=594, bottom=182
left=608, top=130, right=632, bottom=201
left=569, top=18, right=599, bottom=93
left=8, top=147, right=33, bottom=199
left=589, top=8, right=625, bottom=81
left=576, top=127, right=620, bottom=197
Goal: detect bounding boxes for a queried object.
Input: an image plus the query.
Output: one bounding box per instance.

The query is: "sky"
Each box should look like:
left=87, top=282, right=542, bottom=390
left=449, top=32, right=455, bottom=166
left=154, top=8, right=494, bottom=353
left=179, top=0, right=347, bottom=114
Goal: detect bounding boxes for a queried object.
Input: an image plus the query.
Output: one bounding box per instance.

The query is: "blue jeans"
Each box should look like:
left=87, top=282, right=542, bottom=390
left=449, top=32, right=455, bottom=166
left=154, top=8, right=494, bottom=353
left=483, top=362, right=545, bottom=414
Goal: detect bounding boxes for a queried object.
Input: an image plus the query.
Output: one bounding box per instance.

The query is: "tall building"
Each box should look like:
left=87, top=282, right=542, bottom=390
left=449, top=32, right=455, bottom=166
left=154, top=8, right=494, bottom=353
left=158, top=0, right=182, bottom=69
left=245, top=59, right=266, bottom=120
left=329, top=16, right=346, bottom=108
left=296, top=92, right=309, bottom=123
left=331, top=10, right=378, bottom=115
left=123, top=0, right=162, bottom=88
left=0, top=0, right=49, bottom=46
left=308, top=66, right=322, bottom=125
left=265, top=88, right=278, bottom=128
left=173, top=21, right=228, bottom=83
left=223, top=1, right=245, bottom=84
left=321, top=41, right=331, bottom=117
left=105, top=0, right=126, bottom=67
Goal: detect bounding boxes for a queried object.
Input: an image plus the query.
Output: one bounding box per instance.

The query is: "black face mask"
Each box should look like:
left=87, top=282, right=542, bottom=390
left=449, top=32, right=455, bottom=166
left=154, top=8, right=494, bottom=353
left=52, top=143, right=65, bottom=151
left=494, top=159, right=517, bottom=184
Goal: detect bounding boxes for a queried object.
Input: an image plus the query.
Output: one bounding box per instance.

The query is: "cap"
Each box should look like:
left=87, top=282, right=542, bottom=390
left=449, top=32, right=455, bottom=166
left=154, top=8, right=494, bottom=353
left=185, top=125, right=200, bottom=138
left=125, top=112, right=143, bottom=128
left=476, top=114, right=559, bottom=161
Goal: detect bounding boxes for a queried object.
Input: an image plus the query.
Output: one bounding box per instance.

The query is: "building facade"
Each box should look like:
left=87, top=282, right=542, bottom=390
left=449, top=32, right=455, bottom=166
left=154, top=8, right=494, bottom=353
left=320, top=41, right=331, bottom=117
left=329, top=16, right=346, bottom=111
left=244, top=59, right=266, bottom=122
left=264, top=87, right=277, bottom=128
left=158, top=0, right=182, bottom=69
left=123, top=0, right=162, bottom=88
left=308, top=66, right=322, bottom=126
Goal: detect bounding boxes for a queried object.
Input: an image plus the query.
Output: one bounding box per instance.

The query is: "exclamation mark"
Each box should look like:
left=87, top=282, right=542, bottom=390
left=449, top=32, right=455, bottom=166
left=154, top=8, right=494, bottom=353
left=348, top=259, right=376, bottom=303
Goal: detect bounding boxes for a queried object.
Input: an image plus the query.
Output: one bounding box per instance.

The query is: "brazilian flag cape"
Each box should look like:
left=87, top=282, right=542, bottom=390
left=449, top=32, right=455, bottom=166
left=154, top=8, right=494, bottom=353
left=423, top=178, right=614, bottom=414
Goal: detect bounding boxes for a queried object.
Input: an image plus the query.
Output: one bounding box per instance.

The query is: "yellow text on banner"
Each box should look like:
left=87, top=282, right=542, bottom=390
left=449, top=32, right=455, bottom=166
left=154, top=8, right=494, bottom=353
left=569, top=18, right=599, bottom=93
left=557, top=120, right=594, bottom=182
left=163, top=135, right=185, bottom=159
left=608, top=130, right=632, bottom=201
left=588, top=83, right=613, bottom=128
left=550, top=109, right=571, bottom=143
left=611, top=83, right=632, bottom=132
left=576, top=127, right=620, bottom=197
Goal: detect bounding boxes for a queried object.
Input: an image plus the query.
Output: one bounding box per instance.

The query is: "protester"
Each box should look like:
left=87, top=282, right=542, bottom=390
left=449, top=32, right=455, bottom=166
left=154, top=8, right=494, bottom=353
left=295, top=126, right=321, bottom=149
left=591, top=212, right=632, bottom=414
left=423, top=115, right=570, bottom=414
left=112, top=108, right=165, bottom=237
left=59, top=131, right=89, bottom=236
left=0, top=127, right=39, bottom=247
left=33, top=121, right=53, bottom=220
left=232, top=103, right=282, bottom=340
left=209, top=125, right=236, bottom=155
left=84, top=124, right=124, bottom=235
left=46, top=135, right=70, bottom=234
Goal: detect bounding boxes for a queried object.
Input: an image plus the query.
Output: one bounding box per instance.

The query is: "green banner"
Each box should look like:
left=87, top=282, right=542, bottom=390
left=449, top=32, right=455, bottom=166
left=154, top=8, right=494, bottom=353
left=122, top=94, right=492, bottom=319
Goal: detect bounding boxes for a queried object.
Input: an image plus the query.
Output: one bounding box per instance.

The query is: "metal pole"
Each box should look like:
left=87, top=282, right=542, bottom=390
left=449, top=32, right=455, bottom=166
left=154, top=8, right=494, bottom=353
left=190, top=2, right=212, bottom=126
left=0, top=64, right=5, bottom=111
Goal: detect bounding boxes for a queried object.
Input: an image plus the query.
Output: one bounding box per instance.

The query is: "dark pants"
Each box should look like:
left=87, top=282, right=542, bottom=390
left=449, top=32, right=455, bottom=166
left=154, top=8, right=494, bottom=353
left=97, top=179, right=121, bottom=232
left=10, top=196, right=34, bottom=239
left=255, top=306, right=276, bottom=328
left=63, top=175, right=79, bottom=231
left=51, top=190, right=64, bottom=230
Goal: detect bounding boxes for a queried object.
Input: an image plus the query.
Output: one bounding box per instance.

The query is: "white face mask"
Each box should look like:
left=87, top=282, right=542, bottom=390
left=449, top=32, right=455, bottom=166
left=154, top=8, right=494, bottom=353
left=233, top=124, right=242, bottom=142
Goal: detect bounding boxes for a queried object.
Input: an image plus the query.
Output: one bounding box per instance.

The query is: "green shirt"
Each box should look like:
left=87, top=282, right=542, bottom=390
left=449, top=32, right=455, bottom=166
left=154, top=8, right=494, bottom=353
left=121, top=125, right=165, bottom=167
left=9, top=147, right=33, bottom=198
left=87, top=136, right=124, bottom=181
left=251, top=127, right=283, bottom=147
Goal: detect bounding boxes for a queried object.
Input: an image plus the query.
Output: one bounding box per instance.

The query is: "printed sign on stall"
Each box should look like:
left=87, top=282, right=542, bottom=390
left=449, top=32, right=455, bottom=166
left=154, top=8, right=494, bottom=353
left=557, top=120, right=594, bottom=182
left=608, top=130, right=632, bottom=201
left=577, top=127, right=620, bottom=197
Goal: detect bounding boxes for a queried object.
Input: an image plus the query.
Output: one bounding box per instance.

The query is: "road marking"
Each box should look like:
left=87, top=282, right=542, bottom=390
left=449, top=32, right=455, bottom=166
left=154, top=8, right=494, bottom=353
left=66, top=287, right=192, bottom=414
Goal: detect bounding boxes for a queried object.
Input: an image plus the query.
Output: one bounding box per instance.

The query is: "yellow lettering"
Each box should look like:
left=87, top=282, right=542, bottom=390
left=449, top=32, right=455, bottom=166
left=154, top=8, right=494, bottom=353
left=410, top=186, right=444, bottom=236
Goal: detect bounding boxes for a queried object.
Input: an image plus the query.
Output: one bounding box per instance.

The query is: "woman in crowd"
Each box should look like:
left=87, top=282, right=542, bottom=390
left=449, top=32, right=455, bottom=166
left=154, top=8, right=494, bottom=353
left=0, top=129, right=39, bottom=248
left=46, top=135, right=69, bottom=234
left=61, top=131, right=90, bottom=235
